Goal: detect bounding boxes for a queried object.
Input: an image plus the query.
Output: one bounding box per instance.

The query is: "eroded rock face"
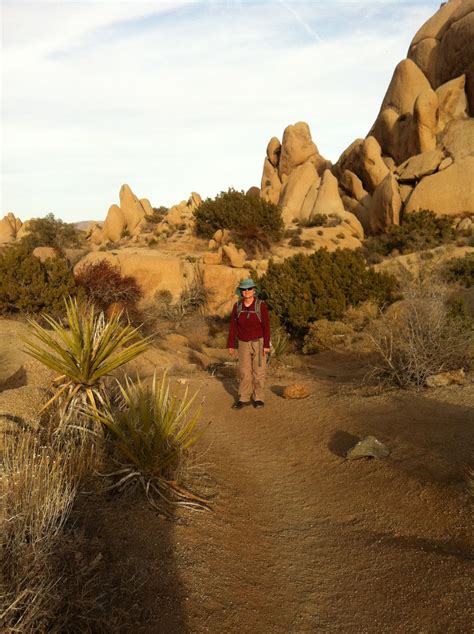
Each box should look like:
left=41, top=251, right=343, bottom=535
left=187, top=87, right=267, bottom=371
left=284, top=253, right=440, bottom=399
left=408, top=0, right=474, bottom=114
left=0, top=213, right=22, bottom=243
left=405, top=156, right=474, bottom=215
left=259, top=121, right=335, bottom=225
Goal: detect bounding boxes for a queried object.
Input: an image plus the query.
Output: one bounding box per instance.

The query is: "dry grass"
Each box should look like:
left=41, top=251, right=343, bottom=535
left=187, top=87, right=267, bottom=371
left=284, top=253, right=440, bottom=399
left=1, top=432, right=77, bottom=632
left=365, top=273, right=473, bottom=388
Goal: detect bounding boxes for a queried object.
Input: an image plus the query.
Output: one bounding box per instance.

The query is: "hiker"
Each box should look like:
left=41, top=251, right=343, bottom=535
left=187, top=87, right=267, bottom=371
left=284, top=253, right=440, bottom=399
left=227, top=278, right=271, bottom=409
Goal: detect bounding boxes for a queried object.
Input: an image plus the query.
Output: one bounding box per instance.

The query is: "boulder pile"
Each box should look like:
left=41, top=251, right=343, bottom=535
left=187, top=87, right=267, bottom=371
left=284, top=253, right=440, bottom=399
left=260, top=0, right=474, bottom=235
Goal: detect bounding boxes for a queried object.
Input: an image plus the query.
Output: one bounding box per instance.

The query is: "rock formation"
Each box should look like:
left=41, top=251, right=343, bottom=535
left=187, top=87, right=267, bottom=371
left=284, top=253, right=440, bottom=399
left=259, top=0, right=474, bottom=234
left=0, top=213, right=22, bottom=243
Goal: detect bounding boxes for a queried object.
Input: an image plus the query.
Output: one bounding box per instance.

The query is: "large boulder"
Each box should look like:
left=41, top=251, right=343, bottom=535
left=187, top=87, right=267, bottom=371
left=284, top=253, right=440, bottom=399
left=359, top=137, right=390, bottom=193
left=439, top=118, right=474, bottom=160
left=102, top=204, right=126, bottom=242
left=278, top=122, right=320, bottom=179
left=395, top=149, right=445, bottom=183
left=369, top=173, right=402, bottom=234
left=0, top=213, right=22, bottom=243
left=119, top=184, right=146, bottom=235
left=405, top=156, right=474, bottom=215
left=199, top=263, right=248, bottom=317
left=407, top=0, right=474, bottom=114
left=280, top=162, right=320, bottom=224
left=260, top=157, right=282, bottom=205
left=436, top=75, right=469, bottom=130
left=75, top=249, right=189, bottom=304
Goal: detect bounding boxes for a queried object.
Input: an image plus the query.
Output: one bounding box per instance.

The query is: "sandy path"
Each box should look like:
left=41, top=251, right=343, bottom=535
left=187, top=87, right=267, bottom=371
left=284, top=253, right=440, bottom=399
left=83, top=370, right=473, bottom=633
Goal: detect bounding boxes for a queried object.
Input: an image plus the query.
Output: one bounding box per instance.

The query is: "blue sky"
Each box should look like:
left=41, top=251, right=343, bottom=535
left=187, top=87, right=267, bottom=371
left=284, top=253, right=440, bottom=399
left=2, top=0, right=441, bottom=222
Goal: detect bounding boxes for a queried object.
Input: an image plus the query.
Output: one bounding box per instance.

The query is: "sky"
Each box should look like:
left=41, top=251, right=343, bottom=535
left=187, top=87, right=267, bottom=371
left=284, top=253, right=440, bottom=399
left=1, top=0, right=442, bottom=223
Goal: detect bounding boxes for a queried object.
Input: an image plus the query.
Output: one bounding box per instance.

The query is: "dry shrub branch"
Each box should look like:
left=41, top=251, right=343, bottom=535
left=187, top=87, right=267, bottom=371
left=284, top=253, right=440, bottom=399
left=366, top=271, right=473, bottom=388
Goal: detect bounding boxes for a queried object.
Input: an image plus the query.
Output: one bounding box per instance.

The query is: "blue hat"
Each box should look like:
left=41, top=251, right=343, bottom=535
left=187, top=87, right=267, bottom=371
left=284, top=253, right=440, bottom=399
left=235, top=277, right=259, bottom=298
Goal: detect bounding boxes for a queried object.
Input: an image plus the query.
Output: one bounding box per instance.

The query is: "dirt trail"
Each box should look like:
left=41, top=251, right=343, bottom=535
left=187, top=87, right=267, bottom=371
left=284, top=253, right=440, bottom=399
left=82, top=364, right=473, bottom=633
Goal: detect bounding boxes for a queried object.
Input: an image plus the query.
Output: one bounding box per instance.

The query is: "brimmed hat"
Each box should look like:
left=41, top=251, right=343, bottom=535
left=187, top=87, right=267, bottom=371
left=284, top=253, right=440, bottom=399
left=235, top=277, right=259, bottom=298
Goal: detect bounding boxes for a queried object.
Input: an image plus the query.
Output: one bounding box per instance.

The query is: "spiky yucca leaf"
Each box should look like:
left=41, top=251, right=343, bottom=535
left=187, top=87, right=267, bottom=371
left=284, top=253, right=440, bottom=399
left=89, top=373, right=209, bottom=511
left=22, top=297, right=152, bottom=415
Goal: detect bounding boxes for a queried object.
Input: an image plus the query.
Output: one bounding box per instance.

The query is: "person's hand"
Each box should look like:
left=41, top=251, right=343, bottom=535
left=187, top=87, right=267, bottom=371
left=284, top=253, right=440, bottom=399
left=263, top=348, right=271, bottom=354
left=228, top=348, right=237, bottom=358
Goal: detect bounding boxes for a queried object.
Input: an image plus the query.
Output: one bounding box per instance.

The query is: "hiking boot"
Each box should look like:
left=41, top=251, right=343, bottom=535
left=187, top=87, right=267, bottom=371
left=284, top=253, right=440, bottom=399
left=232, top=400, right=249, bottom=410
left=253, top=400, right=265, bottom=408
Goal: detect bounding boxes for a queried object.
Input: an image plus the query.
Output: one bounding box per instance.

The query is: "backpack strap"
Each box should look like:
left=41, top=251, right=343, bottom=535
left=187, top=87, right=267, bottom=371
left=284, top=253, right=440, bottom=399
left=235, top=299, right=262, bottom=322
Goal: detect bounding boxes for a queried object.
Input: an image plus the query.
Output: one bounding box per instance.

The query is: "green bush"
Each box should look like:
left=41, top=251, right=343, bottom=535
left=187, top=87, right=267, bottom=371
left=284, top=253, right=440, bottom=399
left=147, top=206, right=169, bottom=224
left=19, top=213, right=81, bottom=250
left=443, top=253, right=474, bottom=288
left=361, top=209, right=454, bottom=261
left=257, top=249, right=398, bottom=338
left=0, top=244, right=83, bottom=315
left=299, top=213, right=341, bottom=228
left=193, top=188, right=283, bottom=256
left=302, top=319, right=355, bottom=354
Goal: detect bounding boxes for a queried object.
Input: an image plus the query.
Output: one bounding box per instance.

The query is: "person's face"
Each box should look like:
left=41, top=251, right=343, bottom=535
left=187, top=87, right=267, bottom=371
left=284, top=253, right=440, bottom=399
left=241, top=287, right=255, bottom=299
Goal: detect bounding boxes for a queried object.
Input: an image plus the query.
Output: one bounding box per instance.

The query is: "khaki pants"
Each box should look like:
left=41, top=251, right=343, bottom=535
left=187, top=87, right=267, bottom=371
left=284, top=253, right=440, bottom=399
left=238, top=338, right=266, bottom=402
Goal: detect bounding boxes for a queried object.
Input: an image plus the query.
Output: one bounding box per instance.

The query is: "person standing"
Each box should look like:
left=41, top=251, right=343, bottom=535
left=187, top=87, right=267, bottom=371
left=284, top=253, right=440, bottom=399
left=227, top=278, right=271, bottom=409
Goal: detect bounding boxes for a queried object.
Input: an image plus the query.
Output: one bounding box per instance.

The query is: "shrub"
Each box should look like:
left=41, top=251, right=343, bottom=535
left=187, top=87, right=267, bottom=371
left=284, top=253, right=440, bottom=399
left=366, top=275, right=473, bottom=388
left=89, top=373, right=209, bottom=512
left=361, top=209, right=455, bottom=261
left=23, top=297, right=152, bottom=421
left=302, top=319, right=355, bottom=354
left=257, top=249, right=398, bottom=338
left=19, top=213, right=81, bottom=250
left=75, top=259, right=142, bottom=311
left=443, top=253, right=474, bottom=288
left=147, top=206, right=169, bottom=224
left=271, top=327, right=290, bottom=359
left=289, top=235, right=303, bottom=247
left=193, top=188, right=283, bottom=256
left=0, top=244, right=82, bottom=315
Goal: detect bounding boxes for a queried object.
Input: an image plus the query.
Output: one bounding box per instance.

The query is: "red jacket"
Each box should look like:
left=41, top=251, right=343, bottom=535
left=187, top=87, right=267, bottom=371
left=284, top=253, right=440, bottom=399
left=227, top=299, right=270, bottom=349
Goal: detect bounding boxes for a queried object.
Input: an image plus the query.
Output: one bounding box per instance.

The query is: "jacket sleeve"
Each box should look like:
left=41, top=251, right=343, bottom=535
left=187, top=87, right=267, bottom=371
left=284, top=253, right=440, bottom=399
left=227, top=303, right=238, bottom=348
left=261, top=302, right=271, bottom=349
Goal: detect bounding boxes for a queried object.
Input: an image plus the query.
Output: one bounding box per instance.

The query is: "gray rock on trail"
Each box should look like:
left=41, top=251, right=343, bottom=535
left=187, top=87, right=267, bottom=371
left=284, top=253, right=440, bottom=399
left=346, top=436, right=391, bottom=460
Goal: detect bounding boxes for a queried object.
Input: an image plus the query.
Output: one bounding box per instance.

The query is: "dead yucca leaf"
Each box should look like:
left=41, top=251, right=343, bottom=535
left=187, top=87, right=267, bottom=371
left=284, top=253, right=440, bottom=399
left=88, top=373, right=210, bottom=513
left=22, top=297, right=152, bottom=421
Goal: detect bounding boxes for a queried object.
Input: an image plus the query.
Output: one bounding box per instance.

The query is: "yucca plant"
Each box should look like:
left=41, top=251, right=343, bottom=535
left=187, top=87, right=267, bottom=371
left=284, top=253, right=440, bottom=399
left=89, top=373, right=210, bottom=513
left=22, top=297, right=152, bottom=421
left=271, top=327, right=290, bottom=359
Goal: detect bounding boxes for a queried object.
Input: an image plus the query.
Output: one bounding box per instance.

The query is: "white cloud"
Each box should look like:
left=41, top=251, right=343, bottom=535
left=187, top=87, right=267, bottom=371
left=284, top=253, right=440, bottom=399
left=1, top=0, right=441, bottom=221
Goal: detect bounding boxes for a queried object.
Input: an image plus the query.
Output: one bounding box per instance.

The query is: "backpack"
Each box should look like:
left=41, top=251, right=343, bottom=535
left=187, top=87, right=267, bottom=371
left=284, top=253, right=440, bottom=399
left=235, top=298, right=263, bottom=322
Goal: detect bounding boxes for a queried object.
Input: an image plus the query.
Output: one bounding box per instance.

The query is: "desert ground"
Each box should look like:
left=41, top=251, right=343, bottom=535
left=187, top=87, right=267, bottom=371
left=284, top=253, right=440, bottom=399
left=50, top=347, right=474, bottom=632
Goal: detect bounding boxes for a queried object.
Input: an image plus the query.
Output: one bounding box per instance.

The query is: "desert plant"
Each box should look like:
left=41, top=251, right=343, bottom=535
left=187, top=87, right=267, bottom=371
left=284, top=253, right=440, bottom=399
left=75, top=259, right=142, bottom=311
left=193, top=188, right=283, bottom=256
left=87, top=373, right=209, bottom=512
left=366, top=274, right=473, bottom=388
left=361, top=209, right=455, bottom=262
left=443, top=253, right=474, bottom=288
left=257, top=249, right=398, bottom=338
left=19, top=213, right=81, bottom=250
left=1, top=433, right=78, bottom=632
left=0, top=244, right=83, bottom=315
left=146, top=206, right=169, bottom=224
left=302, top=319, right=355, bottom=354
left=271, top=327, right=290, bottom=359
left=22, top=297, right=152, bottom=420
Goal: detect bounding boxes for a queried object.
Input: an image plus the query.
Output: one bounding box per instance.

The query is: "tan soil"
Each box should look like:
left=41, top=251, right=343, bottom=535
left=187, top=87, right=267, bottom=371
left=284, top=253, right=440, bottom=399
left=78, top=355, right=474, bottom=633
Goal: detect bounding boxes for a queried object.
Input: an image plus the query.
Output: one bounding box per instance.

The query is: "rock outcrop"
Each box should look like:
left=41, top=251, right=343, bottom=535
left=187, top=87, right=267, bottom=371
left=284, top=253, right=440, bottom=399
left=259, top=1, right=473, bottom=236
left=0, top=213, right=22, bottom=243
left=90, top=184, right=149, bottom=244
